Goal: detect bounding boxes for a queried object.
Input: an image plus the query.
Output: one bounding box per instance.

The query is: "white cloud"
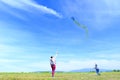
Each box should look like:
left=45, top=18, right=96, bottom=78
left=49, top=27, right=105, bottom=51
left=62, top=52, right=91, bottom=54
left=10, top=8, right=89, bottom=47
left=95, top=53, right=120, bottom=59
left=0, top=57, right=119, bottom=72
left=60, top=0, right=120, bottom=30
left=26, top=61, right=50, bottom=71
left=57, top=59, right=120, bottom=71
left=61, top=0, right=120, bottom=16
left=0, top=0, right=62, bottom=18
left=0, top=59, right=23, bottom=63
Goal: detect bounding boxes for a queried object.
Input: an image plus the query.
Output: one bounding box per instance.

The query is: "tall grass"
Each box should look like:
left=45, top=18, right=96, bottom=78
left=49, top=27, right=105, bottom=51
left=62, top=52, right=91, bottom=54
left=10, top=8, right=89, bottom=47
left=0, top=72, right=120, bottom=80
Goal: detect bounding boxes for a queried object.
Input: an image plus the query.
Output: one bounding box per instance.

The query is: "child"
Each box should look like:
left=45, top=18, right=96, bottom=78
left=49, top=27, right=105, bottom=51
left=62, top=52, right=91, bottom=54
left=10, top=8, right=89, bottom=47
left=95, top=64, right=100, bottom=75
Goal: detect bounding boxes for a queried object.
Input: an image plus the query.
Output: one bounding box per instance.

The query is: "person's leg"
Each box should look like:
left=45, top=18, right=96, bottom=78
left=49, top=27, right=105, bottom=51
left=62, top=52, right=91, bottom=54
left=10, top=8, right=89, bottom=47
left=51, top=64, right=56, bottom=77
left=51, top=65, right=54, bottom=77
left=97, top=69, right=100, bottom=75
left=96, top=69, right=100, bottom=75
left=96, top=69, right=98, bottom=75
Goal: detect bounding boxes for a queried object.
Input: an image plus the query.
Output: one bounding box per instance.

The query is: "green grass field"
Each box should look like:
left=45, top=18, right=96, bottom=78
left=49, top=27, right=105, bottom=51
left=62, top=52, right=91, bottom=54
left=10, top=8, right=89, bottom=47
left=0, top=72, right=120, bottom=80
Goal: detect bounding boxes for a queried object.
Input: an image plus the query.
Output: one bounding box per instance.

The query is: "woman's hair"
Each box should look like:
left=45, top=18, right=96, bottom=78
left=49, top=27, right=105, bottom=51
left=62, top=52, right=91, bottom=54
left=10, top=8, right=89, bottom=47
left=50, top=56, right=53, bottom=58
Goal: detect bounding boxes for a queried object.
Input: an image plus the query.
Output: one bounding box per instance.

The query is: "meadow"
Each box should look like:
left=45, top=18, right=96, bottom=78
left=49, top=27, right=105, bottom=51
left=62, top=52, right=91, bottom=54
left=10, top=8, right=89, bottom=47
left=0, top=72, right=120, bottom=80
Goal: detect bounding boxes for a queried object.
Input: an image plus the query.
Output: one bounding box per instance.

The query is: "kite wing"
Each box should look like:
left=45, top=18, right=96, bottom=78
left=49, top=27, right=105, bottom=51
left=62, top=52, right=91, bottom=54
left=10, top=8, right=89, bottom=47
left=71, top=17, right=88, bottom=37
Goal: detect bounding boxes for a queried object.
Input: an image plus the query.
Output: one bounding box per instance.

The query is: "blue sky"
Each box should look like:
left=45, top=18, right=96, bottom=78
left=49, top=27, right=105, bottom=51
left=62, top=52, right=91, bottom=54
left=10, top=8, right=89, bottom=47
left=0, top=0, right=120, bottom=72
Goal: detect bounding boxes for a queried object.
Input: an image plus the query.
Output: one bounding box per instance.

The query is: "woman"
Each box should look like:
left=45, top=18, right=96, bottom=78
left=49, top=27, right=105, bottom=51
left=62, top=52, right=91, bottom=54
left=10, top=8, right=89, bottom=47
left=50, top=52, right=58, bottom=77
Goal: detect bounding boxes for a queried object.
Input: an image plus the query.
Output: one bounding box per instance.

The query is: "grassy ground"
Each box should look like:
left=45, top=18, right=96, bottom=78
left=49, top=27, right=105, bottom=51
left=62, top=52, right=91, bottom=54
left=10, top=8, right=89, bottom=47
left=0, top=72, right=120, bottom=80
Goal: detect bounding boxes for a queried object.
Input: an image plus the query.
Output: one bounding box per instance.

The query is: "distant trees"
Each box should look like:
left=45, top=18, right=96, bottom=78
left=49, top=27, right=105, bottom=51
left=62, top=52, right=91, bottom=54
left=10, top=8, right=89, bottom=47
left=112, top=70, right=120, bottom=72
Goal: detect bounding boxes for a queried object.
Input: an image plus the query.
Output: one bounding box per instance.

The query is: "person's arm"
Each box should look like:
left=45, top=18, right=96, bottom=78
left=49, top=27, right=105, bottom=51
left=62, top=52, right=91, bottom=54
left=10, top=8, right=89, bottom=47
left=54, top=51, right=58, bottom=58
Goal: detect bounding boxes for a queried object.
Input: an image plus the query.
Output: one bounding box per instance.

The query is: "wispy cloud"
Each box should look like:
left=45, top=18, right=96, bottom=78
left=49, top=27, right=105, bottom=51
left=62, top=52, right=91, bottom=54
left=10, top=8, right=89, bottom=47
left=104, top=0, right=120, bottom=16
left=0, top=0, right=62, bottom=18
left=61, top=0, right=120, bottom=17
left=60, top=0, right=120, bottom=30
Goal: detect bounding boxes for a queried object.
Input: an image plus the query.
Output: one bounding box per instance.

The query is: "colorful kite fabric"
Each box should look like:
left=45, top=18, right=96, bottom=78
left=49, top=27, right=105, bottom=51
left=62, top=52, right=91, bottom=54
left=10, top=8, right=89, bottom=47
left=71, top=17, right=88, bottom=38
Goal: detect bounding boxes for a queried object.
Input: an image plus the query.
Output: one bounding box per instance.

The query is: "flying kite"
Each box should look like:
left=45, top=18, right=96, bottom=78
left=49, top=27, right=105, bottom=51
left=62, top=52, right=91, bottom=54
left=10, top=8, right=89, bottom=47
left=71, top=17, right=88, bottom=38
